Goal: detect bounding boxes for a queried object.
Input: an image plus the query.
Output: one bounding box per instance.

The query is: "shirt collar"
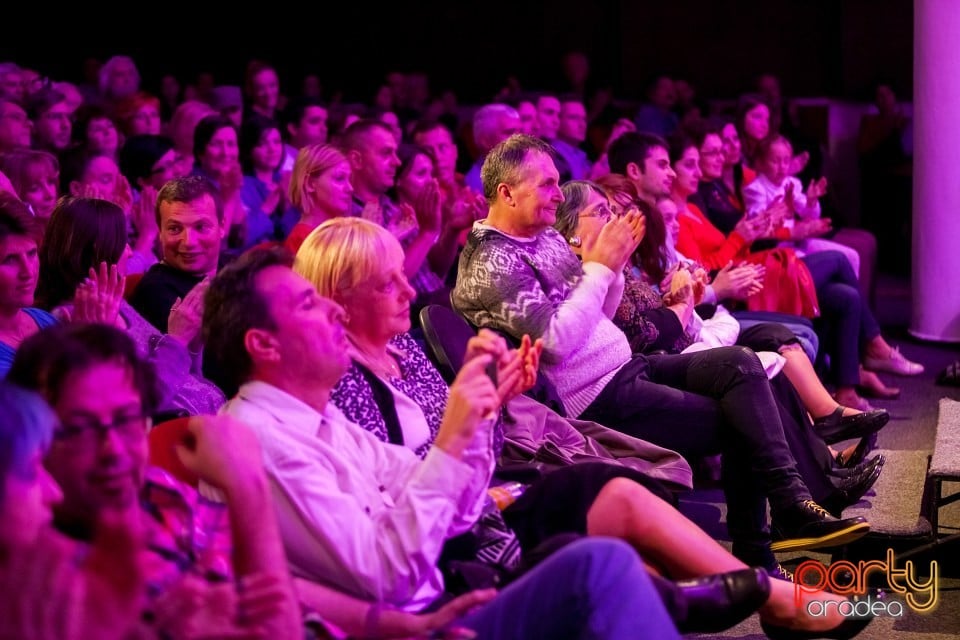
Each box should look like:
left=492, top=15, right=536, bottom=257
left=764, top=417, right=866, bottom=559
left=234, top=380, right=337, bottom=437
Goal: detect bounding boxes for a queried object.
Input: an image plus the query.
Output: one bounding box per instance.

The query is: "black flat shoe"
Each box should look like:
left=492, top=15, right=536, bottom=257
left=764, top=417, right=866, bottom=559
left=814, top=407, right=889, bottom=445
left=673, top=567, right=771, bottom=633
left=829, top=453, right=885, bottom=479
left=760, top=612, right=873, bottom=639
left=822, top=457, right=884, bottom=517
left=835, top=433, right=878, bottom=469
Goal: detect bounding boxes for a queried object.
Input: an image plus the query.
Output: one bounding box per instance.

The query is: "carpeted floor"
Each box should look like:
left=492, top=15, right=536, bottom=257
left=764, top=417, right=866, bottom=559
left=682, top=273, right=960, bottom=638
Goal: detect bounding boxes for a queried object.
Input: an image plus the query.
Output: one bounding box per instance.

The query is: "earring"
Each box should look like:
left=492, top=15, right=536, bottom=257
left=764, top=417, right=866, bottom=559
left=342, top=313, right=351, bottom=325
left=568, top=236, right=582, bottom=248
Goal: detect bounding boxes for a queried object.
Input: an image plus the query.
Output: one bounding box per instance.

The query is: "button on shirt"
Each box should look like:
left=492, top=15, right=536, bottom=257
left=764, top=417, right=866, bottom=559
left=221, top=381, right=494, bottom=611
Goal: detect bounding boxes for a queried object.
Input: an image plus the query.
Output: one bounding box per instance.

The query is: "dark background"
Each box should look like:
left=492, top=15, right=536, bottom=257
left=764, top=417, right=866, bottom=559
left=2, top=0, right=912, bottom=105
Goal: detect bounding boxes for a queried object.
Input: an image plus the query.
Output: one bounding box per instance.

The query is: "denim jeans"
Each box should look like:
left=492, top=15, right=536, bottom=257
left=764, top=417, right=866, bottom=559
left=459, top=537, right=680, bottom=639
left=802, top=250, right=881, bottom=387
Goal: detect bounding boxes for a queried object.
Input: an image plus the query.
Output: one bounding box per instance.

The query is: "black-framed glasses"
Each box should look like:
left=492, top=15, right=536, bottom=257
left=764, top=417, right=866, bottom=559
left=55, top=414, right=151, bottom=446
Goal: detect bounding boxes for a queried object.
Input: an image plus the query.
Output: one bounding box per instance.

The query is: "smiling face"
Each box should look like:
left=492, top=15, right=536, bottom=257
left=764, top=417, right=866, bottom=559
left=720, top=123, right=742, bottom=167
left=672, top=145, right=702, bottom=196
left=46, top=361, right=148, bottom=534
left=158, top=192, right=224, bottom=276
left=501, top=149, right=564, bottom=236
left=199, top=125, right=239, bottom=176
left=698, top=133, right=724, bottom=181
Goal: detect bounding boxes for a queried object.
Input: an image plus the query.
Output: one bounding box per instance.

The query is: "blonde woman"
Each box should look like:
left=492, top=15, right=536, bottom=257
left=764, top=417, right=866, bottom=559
left=292, top=217, right=871, bottom=638
left=283, top=143, right=353, bottom=253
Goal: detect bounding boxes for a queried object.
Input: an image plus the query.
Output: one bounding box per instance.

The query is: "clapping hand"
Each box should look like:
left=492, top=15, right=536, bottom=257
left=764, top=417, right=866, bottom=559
left=70, top=262, right=125, bottom=325
left=806, top=176, right=828, bottom=200
left=167, top=278, right=210, bottom=351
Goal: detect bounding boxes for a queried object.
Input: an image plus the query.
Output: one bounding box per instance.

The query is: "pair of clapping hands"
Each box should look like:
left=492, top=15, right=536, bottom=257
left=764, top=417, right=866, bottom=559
left=435, top=330, right=544, bottom=457
left=661, top=260, right=765, bottom=305
left=580, top=208, right=647, bottom=273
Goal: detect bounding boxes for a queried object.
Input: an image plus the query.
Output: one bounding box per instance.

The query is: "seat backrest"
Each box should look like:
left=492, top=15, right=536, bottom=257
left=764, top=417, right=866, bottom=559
left=419, top=304, right=567, bottom=417
left=123, top=272, right=144, bottom=301
left=148, top=416, right=199, bottom=487
left=419, top=304, right=477, bottom=385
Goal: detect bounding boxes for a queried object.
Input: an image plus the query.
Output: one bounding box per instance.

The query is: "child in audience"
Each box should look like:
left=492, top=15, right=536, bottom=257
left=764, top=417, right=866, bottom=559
left=743, top=134, right=861, bottom=278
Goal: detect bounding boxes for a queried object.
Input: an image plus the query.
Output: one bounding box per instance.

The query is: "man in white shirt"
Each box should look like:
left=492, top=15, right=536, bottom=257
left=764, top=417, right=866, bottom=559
left=202, top=247, right=498, bottom=611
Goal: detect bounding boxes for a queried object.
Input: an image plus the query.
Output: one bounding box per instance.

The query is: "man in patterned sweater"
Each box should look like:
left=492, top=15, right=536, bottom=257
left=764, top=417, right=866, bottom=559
left=451, top=133, right=870, bottom=575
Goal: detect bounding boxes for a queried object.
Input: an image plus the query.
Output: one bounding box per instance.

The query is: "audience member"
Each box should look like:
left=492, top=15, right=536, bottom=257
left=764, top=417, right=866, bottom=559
left=452, top=134, right=871, bottom=575
left=0, top=148, right=60, bottom=224
left=7, top=323, right=300, bottom=639
left=38, top=196, right=224, bottom=415
left=25, top=86, right=73, bottom=155
left=0, top=193, right=54, bottom=376
left=0, top=379, right=144, bottom=640
left=284, top=143, right=353, bottom=253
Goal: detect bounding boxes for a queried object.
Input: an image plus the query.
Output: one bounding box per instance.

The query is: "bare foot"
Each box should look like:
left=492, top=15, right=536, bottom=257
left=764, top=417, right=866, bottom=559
left=761, top=578, right=853, bottom=633
left=834, top=387, right=873, bottom=412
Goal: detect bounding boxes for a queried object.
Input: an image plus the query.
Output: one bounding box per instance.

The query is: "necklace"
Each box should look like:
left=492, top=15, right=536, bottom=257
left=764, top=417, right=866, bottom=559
left=351, top=340, right=402, bottom=379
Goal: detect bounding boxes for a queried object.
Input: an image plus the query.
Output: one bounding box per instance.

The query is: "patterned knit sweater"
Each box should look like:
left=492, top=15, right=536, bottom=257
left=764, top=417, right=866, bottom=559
left=452, top=223, right=632, bottom=417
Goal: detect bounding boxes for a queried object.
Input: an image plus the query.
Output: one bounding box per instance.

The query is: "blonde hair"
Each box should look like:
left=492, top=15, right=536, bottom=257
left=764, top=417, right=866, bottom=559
left=288, top=143, right=348, bottom=211
left=294, top=217, right=398, bottom=303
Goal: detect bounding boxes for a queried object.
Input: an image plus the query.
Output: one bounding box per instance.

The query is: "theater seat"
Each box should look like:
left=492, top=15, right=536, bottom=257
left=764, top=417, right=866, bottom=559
left=148, top=416, right=199, bottom=487
left=123, top=272, right=144, bottom=301
left=418, top=304, right=566, bottom=417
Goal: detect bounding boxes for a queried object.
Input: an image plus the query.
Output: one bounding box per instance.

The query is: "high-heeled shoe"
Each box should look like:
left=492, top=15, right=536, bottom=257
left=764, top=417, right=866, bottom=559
left=813, top=406, right=889, bottom=445
left=760, top=614, right=873, bottom=639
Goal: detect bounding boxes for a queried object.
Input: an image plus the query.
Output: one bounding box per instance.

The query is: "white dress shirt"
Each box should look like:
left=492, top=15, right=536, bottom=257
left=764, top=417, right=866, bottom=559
left=221, top=380, right=495, bottom=611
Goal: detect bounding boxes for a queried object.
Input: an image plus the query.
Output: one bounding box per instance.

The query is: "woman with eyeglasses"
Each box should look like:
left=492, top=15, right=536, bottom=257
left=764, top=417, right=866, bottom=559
left=556, top=177, right=887, bottom=511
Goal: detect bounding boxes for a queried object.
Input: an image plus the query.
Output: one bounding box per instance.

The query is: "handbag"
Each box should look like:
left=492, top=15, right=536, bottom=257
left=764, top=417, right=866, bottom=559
left=744, top=248, right=820, bottom=319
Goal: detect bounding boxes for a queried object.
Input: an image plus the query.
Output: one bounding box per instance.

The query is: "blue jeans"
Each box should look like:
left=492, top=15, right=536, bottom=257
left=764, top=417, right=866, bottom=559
left=458, top=537, right=680, bottom=639
left=802, top=250, right=881, bottom=387
left=732, top=310, right=819, bottom=363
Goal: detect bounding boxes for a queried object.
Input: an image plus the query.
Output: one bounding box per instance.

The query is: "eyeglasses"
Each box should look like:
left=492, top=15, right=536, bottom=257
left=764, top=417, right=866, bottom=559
left=580, top=202, right=615, bottom=222
left=55, top=413, right=150, bottom=447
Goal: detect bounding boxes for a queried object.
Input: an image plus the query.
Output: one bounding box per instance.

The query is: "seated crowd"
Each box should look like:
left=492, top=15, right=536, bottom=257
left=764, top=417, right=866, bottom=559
left=0, top=53, right=927, bottom=639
